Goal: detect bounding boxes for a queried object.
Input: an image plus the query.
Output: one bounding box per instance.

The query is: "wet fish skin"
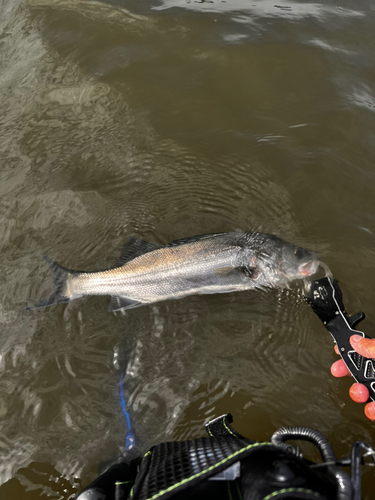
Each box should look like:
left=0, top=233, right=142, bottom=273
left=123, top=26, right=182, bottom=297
left=27, top=232, right=320, bottom=311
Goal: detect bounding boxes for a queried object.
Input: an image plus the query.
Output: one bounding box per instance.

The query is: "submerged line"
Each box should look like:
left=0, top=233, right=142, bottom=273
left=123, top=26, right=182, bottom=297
left=119, top=375, right=135, bottom=450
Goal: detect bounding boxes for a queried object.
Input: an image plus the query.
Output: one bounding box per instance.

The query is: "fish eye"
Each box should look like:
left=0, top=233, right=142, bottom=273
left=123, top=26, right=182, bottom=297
left=294, top=247, right=304, bottom=259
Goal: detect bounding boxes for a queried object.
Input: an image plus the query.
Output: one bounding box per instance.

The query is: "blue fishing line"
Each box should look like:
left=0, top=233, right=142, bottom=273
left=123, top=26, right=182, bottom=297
left=119, top=375, right=135, bottom=450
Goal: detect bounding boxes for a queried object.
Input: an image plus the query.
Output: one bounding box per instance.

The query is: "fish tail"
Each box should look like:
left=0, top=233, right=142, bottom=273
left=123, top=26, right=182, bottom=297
left=26, top=255, right=72, bottom=310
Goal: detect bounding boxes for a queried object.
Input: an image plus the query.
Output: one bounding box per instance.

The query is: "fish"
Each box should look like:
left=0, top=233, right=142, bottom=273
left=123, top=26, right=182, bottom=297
left=27, top=232, right=320, bottom=312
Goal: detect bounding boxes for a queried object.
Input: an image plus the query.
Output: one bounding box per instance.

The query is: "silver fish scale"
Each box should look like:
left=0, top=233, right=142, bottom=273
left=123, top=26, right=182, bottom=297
left=70, top=240, right=246, bottom=302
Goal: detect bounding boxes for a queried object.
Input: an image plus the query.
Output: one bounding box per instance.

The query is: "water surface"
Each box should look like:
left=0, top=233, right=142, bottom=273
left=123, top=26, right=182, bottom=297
left=0, top=0, right=375, bottom=497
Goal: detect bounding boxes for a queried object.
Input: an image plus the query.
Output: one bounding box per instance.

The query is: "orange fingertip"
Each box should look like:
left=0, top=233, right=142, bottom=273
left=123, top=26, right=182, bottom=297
left=334, top=344, right=340, bottom=355
left=364, top=402, right=375, bottom=421
left=349, top=383, right=369, bottom=403
left=331, top=359, right=351, bottom=378
left=350, top=335, right=375, bottom=358
left=358, top=338, right=375, bottom=358
left=349, top=335, right=362, bottom=347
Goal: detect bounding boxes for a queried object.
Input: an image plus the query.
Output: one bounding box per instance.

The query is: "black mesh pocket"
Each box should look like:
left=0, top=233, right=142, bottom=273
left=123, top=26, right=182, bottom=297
left=132, top=436, right=259, bottom=500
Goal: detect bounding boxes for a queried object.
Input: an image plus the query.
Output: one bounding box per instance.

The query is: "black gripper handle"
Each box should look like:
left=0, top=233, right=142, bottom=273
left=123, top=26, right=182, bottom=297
left=305, top=277, right=375, bottom=403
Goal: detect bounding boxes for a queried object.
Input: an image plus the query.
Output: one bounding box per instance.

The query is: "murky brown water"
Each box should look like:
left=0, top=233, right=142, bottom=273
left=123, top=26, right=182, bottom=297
left=1, top=0, right=375, bottom=497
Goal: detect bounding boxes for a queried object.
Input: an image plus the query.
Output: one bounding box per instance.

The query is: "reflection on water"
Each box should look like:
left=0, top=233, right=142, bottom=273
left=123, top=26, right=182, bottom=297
left=1, top=0, right=375, bottom=497
left=155, top=0, right=366, bottom=22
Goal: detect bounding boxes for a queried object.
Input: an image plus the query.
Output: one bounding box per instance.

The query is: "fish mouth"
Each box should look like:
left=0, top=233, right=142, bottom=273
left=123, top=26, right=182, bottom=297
left=298, top=259, right=320, bottom=277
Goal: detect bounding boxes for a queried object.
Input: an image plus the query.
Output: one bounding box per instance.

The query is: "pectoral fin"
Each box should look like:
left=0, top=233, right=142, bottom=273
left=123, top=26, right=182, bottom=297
left=214, top=266, right=259, bottom=279
left=109, top=296, right=144, bottom=311
left=214, top=267, right=237, bottom=277
left=242, top=266, right=259, bottom=279
left=115, top=238, right=163, bottom=267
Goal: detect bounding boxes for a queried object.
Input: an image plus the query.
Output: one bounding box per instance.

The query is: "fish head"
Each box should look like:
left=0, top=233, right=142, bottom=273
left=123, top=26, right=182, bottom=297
left=279, top=242, right=320, bottom=281
left=248, top=234, right=320, bottom=286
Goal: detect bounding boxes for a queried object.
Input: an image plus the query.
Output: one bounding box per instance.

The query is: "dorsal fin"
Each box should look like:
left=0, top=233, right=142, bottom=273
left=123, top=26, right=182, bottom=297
left=168, top=233, right=224, bottom=247
left=115, top=238, right=163, bottom=267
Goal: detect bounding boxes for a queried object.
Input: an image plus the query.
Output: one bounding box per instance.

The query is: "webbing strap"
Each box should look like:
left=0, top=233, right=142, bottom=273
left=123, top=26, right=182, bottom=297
left=263, top=488, right=324, bottom=500
left=205, top=413, right=251, bottom=440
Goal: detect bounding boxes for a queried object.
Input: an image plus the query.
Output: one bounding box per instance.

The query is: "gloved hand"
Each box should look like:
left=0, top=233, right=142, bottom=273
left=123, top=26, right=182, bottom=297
left=331, top=336, right=375, bottom=421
